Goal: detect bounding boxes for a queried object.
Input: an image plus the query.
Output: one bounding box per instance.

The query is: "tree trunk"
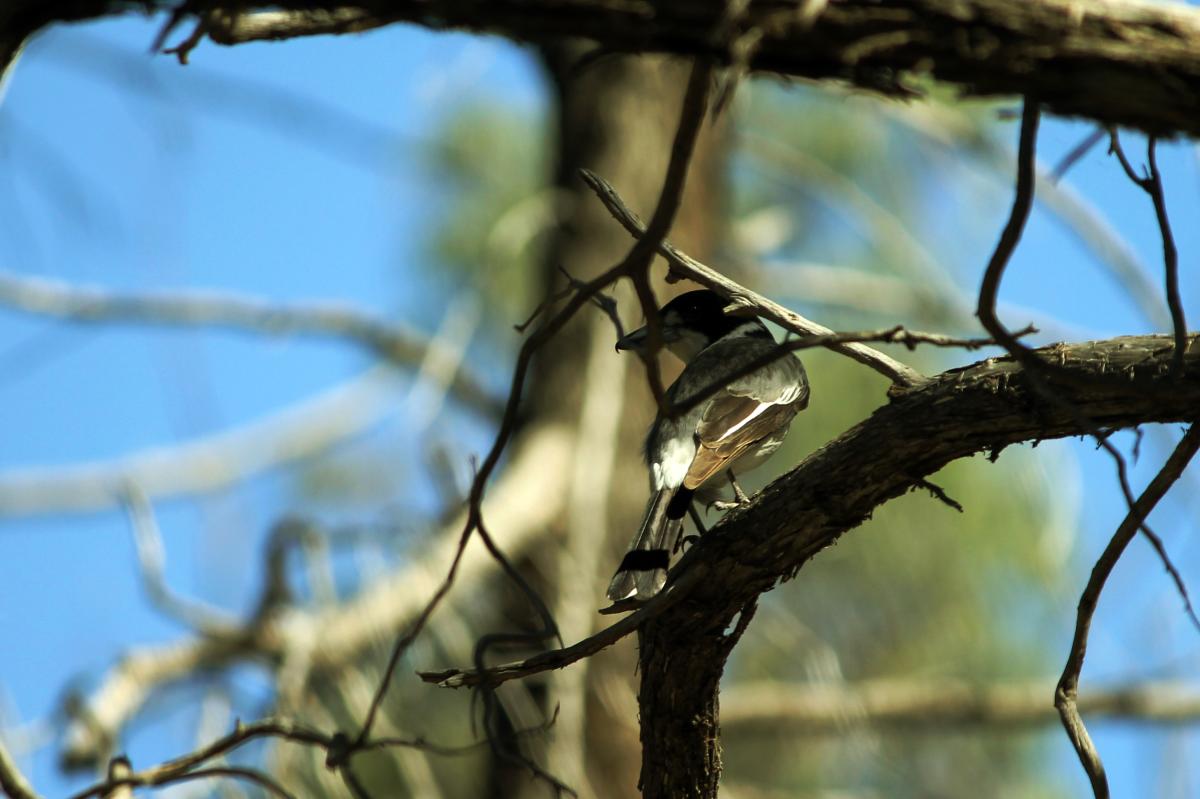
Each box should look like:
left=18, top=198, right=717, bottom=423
left=482, top=47, right=727, bottom=797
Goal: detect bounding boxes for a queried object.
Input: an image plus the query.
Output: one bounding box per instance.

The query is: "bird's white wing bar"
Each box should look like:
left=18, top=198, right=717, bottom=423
left=715, top=401, right=772, bottom=441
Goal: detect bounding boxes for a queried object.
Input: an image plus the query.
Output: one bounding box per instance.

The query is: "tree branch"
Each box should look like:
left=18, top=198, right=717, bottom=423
left=0, top=366, right=400, bottom=516
left=629, top=334, right=1200, bottom=798
left=1106, top=134, right=1188, bottom=375
left=1055, top=423, right=1200, bottom=799
left=0, top=271, right=502, bottom=419
left=579, top=169, right=927, bottom=389
left=418, top=337, right=1200, bottom=700
left=0, top=735, right=41, bottom=799
left=721, top=679, right=1200, bottom=732
left=60, top=425, right=576, bottom=768
left=11, top=1, right=1200, bottom=133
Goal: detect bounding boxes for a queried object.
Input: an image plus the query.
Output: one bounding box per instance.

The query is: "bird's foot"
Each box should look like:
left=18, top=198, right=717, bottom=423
left=722, top=470, right=753, bottom=506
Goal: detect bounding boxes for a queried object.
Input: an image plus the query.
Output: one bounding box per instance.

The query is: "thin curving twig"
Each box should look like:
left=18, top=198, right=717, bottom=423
left=1107, top=132, right=1188, bottom=376
left=349, top=59, right=719, bottom=772
left=579, top=169, right=927, bottom=388
left=1055, top=424, right=1200, bottom=799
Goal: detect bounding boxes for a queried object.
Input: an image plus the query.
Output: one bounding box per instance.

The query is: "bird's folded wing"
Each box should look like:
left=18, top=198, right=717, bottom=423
left=684, top=396, right=799, bottom=489
left=726, top=357, right=810, bottom=408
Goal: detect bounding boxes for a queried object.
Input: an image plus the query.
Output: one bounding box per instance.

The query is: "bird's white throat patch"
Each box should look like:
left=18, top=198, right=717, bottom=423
left=666, top=328, right=711, bottom=363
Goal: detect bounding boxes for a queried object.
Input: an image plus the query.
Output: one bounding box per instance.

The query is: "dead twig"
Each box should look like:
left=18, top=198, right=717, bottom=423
left=912, top=478, right=963, bottom=512
left=0, top=272, right=503, bottom=420
left=1055, top=424, right=1200, bottom=799
left=1107, top=131, right=1188, bottom=376
left=122, top=486, right=242, bottom=636
left=419, top=567, right=706, bottom=689
left=579, top=169, right=927, bottom=388
left=978, top=100, right=1199, bottom=798
left=665, top=324, right=1035, bottom=422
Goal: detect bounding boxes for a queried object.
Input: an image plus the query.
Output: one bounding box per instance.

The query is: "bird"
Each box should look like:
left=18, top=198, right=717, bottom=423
left=603, top=289, right=809, bottom=611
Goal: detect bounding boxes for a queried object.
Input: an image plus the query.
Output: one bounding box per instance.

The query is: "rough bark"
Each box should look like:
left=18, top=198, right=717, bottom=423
left=636, top=335, right=1200, bottom=797
left=484, top=48, right=727, bottom=797
left=349, top=0, right=1200, bottom=137
left=12, top=1, right=1200, bottom=136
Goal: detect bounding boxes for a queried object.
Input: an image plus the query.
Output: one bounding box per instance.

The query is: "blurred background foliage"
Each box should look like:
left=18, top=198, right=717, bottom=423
left=266, top=76, right=1085, bottom=797
left=10, top=20, right=1181, bottom=798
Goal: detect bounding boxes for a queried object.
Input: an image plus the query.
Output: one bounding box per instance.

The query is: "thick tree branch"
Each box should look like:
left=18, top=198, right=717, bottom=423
left=10, top=1, right=1200, bottom=134
left=419, top=337, right=1200, bottom=701
left=720, top=679, right=1200, bottom=733
left=631, top=334, right=1200, bottom=798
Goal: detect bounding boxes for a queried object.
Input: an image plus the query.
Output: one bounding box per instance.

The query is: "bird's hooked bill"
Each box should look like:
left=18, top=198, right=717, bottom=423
left=617, top=323, right=682, bottom=352
left=616, top=326, right=648, bottom=352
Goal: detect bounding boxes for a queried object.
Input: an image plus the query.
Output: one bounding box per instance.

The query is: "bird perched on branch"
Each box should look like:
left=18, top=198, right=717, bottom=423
left=603, top=289, right=809, bottom=612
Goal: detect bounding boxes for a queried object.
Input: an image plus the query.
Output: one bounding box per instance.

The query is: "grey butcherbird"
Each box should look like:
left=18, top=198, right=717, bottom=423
left=603, top=289, right=809, bottom=612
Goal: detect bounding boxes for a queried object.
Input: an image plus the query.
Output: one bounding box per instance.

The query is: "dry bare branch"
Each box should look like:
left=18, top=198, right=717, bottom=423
left=16, top=1, right=1200, bottom=135
left=61, top=425, right=576, bottom=767
left=0, top=366, right=400, bottom=516
left=421, top=337, right=1200, bottom=714
left=1055, top=424, right=1200, bottom=799
left=0, top=735, right=41, bottom=799
left=880, top=100, right=1171, bottom=333
left=579, top=169, right=927, bottom=389
left=722, top=679, right=1200, bottom=733
left=1106, top=133, right=1188, bottom=375
left=0, top=271, right=501, bottom=418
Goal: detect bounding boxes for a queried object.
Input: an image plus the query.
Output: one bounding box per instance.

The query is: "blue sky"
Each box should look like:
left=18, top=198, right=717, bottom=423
left=0, top=11, right=1197, bottom=798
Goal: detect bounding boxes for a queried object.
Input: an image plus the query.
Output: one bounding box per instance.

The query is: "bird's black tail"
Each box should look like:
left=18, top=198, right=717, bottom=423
left=605, top=488, right=686, bottom=605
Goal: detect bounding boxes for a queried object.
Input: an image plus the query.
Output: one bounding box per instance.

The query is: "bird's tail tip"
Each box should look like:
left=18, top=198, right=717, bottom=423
left=602, top=549, right=668, bottom=612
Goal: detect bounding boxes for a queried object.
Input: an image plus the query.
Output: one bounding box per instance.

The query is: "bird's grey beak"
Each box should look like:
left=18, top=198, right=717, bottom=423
left=616, top=326, right=648, bottom=352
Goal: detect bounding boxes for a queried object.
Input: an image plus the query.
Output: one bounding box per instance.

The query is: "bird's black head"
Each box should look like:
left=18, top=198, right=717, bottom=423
left=616, top=290, right=769, bottom=362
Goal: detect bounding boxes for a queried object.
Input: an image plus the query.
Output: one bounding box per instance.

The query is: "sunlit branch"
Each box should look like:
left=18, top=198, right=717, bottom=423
left=60, top=425, right=575, bottom=768
left=0, top=736, right=40, bottom=799
left=722, top=678, right=1200, bottom=732
left=0, top=271, right=502, bottom=418
left=579, top=169, right=926, bottom=389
